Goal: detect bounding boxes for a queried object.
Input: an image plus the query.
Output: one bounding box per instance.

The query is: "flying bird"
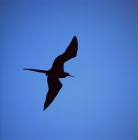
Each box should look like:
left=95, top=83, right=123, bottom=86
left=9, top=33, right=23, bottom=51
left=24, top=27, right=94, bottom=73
left=24, top=36, right=78, bottom=110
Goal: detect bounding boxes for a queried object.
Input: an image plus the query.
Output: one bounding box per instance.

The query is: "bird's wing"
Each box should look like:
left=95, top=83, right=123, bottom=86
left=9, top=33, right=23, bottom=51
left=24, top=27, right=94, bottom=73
left=43, top=76, right=62, bottom=110
left=51, top=36, right=78, bottom=72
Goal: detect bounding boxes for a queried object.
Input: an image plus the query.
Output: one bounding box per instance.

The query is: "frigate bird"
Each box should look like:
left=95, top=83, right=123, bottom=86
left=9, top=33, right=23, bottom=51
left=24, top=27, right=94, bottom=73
left=24, top=36, right=78, bottom=110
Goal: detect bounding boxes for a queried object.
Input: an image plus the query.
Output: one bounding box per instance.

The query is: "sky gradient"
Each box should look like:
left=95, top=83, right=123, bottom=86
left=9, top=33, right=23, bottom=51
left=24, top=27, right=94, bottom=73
left=0, top=0, right=138, bottom=140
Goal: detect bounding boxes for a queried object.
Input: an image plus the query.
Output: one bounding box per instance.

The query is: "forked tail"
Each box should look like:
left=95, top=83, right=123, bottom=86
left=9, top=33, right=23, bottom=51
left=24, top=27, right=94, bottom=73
left=23, top=68, right=47, bottom=74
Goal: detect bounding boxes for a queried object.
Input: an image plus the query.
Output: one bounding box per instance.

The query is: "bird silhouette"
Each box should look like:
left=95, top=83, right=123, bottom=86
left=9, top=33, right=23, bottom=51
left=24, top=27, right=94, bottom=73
left=24, top=36, right=78, bottom=110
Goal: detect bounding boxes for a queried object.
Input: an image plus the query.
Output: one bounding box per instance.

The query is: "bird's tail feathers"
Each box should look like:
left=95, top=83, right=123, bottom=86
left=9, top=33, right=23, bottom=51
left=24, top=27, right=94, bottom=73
left=23, top=68, right=47, bottom=74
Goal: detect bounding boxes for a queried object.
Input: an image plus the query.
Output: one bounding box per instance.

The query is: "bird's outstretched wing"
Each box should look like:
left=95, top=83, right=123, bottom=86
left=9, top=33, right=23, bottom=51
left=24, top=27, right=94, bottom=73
left=43, top=76, right=62, bottom=110
left=51, top=36, right=78, bottom=72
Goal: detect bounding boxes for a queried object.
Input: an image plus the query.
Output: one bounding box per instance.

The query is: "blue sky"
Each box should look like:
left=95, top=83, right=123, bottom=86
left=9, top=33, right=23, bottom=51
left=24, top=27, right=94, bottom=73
left=0, top=0, right=138, bottom=140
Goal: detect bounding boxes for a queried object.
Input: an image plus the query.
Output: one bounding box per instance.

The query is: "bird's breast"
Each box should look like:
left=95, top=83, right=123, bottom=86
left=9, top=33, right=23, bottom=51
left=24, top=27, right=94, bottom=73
left=46, top=70, right=66, bottom=78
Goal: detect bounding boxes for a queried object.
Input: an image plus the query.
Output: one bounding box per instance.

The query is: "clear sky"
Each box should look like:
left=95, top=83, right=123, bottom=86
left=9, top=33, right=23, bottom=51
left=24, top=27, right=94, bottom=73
left=0, top=0, right=137, bottom=140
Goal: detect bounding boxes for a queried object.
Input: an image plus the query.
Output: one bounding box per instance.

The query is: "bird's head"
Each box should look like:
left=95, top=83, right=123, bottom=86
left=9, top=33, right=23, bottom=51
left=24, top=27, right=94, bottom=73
left=65, top=72, right=74, bottom=77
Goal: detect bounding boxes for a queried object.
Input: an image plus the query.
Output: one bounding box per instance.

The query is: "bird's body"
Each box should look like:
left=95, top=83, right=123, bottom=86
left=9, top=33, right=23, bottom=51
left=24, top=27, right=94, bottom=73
left=24, top=36, right=78, bottom=110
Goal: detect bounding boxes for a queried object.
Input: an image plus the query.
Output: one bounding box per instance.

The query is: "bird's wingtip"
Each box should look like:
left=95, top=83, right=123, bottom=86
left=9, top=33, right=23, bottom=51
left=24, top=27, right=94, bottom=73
left=43, top=105, right=47, bottom=111
left=73, top=36, right=78, bottom=41
left=43, top=107, right=47, bottom=111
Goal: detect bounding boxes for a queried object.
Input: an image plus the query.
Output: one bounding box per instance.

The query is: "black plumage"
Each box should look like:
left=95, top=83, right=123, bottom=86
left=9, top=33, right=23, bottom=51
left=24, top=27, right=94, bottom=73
left=24, top=36, right=78, bottom=110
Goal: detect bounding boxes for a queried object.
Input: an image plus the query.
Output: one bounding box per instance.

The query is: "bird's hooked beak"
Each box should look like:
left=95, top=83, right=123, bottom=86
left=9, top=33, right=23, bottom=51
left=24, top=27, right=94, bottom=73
left=69, top=74, right=74, bottom=77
